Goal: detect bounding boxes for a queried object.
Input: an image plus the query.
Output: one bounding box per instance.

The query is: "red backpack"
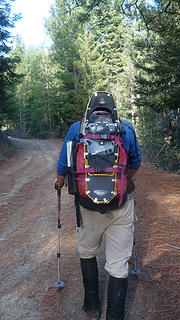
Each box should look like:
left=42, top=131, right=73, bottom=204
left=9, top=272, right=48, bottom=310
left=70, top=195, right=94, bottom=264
left=67, top=92, right=128, bottom=209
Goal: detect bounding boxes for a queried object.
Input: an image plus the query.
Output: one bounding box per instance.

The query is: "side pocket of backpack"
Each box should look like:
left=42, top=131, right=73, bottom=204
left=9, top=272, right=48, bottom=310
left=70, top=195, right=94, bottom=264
left=67, top=171, right=76, bottom=195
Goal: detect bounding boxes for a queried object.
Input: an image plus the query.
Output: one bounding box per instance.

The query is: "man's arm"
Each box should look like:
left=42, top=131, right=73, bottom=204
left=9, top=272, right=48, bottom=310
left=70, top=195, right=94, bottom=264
left=56, top=121, right=79, bottom=189
left=126, top=124, right=141, bottom=178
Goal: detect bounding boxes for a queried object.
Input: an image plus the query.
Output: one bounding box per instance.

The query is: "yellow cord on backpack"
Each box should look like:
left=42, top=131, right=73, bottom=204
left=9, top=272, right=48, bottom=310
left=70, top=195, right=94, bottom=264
left=134, top=211, right=138, bottom=222
left=134, top=200, right=138, bottom=222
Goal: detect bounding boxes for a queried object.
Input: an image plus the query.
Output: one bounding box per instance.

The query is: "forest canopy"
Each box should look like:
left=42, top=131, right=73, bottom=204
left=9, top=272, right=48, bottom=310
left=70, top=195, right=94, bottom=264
left=0, top=0, right=180, bottom=171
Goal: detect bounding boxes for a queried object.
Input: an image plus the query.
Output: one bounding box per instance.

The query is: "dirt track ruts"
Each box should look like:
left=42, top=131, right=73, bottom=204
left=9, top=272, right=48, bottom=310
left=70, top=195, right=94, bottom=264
left=0, top=138, right=180, bottom=320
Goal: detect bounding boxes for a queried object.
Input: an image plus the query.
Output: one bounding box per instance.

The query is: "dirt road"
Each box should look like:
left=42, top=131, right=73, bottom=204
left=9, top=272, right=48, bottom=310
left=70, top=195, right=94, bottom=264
left=0, top=138, right=180, bottom=320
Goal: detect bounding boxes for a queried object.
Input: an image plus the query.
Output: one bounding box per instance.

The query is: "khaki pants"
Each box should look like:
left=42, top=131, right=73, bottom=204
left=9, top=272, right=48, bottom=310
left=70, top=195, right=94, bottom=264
left=77, top=194, right=134, bottom=278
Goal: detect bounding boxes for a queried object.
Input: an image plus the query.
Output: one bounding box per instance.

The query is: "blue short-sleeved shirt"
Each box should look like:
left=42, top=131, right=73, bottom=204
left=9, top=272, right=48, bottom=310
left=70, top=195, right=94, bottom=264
left=57, top=119, right=141, bottom=176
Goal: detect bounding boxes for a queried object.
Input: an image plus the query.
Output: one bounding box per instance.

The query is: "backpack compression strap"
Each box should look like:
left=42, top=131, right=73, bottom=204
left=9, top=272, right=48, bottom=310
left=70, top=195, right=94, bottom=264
left=82, top=134, right=127, bottom=150
left=75, top=134, right=127, bottom=207
left=75, top=134, right=127, bottom=173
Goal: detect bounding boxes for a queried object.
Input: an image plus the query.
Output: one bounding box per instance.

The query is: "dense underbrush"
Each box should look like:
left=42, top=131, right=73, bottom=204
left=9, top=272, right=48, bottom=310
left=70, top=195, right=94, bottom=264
left=0, top=131, right=14, bottom=165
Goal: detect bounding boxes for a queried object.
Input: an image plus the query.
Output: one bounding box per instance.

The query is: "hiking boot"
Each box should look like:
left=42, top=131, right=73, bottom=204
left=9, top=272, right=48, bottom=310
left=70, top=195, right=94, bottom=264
left=80, top=257, right=100, bottom=311
left=106, top=276, right=128, bottom=320
left=83, top=307, right=101, bottom=320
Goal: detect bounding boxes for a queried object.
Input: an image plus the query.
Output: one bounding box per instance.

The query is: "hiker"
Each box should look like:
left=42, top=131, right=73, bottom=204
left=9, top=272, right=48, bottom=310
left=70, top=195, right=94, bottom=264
left=56, top=92, right=141, bottom=320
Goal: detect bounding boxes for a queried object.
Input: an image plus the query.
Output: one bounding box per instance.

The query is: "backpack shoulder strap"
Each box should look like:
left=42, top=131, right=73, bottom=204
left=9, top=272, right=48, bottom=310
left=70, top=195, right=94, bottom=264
left=79, top=116, right=85, bottom=134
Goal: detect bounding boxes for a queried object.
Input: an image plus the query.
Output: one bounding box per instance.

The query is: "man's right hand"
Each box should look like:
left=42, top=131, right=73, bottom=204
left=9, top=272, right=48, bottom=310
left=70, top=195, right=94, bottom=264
left=56, top=174, right=66, bottom=189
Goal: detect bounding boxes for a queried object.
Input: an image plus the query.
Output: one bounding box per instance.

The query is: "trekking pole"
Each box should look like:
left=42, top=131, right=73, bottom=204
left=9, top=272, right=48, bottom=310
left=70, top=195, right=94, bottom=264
left=130, top=240, right=141, bottom=276
left=54, top=181, right=64, bottom=291
left=130, top=201, right=141, bottom=276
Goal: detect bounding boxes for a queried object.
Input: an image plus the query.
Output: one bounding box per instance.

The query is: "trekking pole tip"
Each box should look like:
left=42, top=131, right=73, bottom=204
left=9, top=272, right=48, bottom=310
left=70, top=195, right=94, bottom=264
left=130, top=269, right=142, bottom=275
left=54, top=281, right=64, bottom=291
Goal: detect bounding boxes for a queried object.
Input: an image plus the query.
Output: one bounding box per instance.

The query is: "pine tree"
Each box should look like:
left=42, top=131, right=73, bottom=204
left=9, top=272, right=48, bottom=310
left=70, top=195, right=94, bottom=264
left=46, top=0, right=85, bottom=132
left=0, top=0, right=21, bottom=127
left=134, top=0, right=180, bottom=171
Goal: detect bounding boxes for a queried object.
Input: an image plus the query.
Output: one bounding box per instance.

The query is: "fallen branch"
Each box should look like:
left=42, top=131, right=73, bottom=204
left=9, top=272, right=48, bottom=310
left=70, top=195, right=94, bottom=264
left=155, top=143, right=166, bottom=159
left=166, top=243, right=180, bottom=250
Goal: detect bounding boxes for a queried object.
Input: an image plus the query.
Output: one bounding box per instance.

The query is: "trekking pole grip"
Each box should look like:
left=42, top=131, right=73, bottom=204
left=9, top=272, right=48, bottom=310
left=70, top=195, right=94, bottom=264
left=55, top=181, right=61, bottom=195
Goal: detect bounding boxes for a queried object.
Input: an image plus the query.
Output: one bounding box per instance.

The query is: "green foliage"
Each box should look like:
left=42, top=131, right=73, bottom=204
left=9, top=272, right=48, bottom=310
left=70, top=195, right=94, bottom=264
left=134, top=1, right=180, bottom=112
left=136, top=107, right=180, bottom=172
left=131, top=0, right=180, bottom=171
left=37, top=130, right=50, bottom=139
left=9, top=43, right=58, bottom=137
left=0, top=0, right=21, bottom=126
left=46, top=0, right=85, bottom=129
left=1, top=0, right=180, bottom=171
left=76, top=27, right=109, bottom=94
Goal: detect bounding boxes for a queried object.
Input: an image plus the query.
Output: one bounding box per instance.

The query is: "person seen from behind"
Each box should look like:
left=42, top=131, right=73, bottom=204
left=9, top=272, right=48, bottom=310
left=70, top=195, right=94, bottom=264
left=56, top=92, right=141, bottom=320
